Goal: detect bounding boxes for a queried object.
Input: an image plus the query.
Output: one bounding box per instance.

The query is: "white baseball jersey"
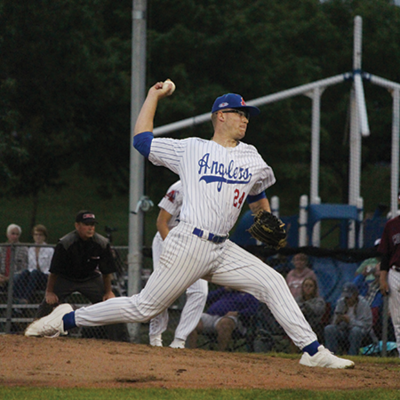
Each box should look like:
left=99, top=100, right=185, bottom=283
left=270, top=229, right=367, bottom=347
left=158, top=180, right=182, bottom=228
left=75, top=134, right=317, bottom=350
left=149, top=137, right=275, bottom=235
left=152, top=180, right=182, bottom=246
left=149, top=180, right=208, bottom=342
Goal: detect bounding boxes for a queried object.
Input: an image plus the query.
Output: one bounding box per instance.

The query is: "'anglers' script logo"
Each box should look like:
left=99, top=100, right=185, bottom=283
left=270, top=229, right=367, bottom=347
left=198, top=153, right=252, bottom=192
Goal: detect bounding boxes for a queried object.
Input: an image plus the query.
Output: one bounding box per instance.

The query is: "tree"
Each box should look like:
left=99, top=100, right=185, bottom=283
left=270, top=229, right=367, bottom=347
left=0, top=0, right=131, bottom=226
left=1, top=0, right=399, bottom=226
left=145, top=0, right=400, bottom=211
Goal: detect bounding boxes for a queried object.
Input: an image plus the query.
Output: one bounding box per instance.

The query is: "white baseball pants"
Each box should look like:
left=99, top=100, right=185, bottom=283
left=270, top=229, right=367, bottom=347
left=149, top=232, right=208, bottom=341
left=75, top=222, right=317, bottom=349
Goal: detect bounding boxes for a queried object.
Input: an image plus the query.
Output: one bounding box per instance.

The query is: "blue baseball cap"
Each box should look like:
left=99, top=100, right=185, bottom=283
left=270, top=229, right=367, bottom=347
left=211, top=93, right=260, bottom=116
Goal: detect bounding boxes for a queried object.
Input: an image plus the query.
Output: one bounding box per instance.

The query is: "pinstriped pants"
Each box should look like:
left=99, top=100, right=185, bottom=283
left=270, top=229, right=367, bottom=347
left=148, top=231, right=208, bottom=341
left=75, top=221, right=317, bottom=349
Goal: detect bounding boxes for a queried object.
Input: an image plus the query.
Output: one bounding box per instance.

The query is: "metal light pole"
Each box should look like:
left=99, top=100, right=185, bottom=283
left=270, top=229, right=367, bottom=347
left=127, top=0, right=147, bottom=342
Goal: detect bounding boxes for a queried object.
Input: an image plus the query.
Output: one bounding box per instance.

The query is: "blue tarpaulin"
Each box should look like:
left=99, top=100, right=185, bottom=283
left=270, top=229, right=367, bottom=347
left=311, top=257, right=359, bottom=306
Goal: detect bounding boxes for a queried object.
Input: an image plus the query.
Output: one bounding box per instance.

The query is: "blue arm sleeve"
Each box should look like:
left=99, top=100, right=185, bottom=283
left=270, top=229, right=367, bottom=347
left=133, top=131, right=153, bottom=158
left=246, top=191, right=266, bottom=204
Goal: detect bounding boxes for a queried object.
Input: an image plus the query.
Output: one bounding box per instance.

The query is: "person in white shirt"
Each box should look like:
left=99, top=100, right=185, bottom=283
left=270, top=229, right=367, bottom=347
left=14, top=225, right=54, bottom=303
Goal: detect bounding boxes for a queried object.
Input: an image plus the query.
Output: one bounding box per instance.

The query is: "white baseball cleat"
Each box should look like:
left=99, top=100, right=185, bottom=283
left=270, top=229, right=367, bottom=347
left=299, top=345, right=355, bottom=369
left=149, top=334, right=163, bottom=347
left=169, top=338, right=185, bottom=349
left=25, top=304, right=73, bottom=338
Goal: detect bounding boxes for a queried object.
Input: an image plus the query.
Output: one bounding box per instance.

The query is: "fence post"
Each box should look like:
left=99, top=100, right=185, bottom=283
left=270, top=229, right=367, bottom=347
left=357, top=197, right=364, bottom=249
left=299, top=195, right=308, bottom=247
left=5, top=244, right=16, bottom=334
left=271, top=196, right=279, bottom=217
left=311, top=196, right=321, bottom=247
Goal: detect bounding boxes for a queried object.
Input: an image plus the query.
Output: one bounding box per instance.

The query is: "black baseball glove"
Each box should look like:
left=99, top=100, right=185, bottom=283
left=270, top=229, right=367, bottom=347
left=248, top=210, right=287, bottom=249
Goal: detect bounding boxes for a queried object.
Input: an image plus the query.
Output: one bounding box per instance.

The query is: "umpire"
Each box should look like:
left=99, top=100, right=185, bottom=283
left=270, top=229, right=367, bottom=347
left=37, top=210, right=129, bottom=342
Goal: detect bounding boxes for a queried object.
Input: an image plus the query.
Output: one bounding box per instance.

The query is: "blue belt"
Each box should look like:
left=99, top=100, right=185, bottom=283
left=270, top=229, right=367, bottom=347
left=192, top=228, right=228, bottom=244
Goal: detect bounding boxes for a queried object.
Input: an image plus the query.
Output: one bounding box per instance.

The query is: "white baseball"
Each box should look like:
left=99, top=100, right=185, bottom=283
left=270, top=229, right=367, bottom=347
left=164, top=79, right=176, bottom=95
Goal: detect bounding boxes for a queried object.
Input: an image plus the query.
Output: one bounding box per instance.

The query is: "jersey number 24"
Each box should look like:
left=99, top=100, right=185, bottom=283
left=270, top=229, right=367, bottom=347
left=233, top=189, right=245, bottom=208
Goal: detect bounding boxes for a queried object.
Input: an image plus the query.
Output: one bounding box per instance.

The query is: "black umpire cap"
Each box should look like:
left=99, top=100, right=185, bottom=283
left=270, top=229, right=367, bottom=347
left=75, top=210, right=98, bottom=224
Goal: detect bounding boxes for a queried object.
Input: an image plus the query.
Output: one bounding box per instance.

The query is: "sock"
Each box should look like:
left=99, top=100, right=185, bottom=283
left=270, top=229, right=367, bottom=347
left=62, top=311, right=77, bottom=330
left=302, top=341, right=320, bottom=356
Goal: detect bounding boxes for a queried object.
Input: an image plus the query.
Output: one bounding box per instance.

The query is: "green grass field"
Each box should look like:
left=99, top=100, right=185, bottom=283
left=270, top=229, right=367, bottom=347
left=1, top=388, right=400, bottom=400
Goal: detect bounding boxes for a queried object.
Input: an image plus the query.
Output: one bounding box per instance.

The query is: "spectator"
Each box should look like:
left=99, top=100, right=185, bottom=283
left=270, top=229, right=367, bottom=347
left=187, top=287, right=258, bottom=351
left=36, top=210, right=129, bottom=342
left=296, top=278, right=326, bottom=343
left=324, top=282, right=372, bottom=355
left=353, top=260, right=383, bottom=338
left=286, top=253, right=317, bottom=298
left=355, top=239, right=381, bottom=282
left=13, top=225, right=54, bottom=303
left=0, top=224, right=28, bottom=296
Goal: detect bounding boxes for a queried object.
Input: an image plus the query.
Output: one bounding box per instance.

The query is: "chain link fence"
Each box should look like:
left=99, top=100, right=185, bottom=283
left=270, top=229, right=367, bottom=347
left=0, top=243, right=395, bottom=356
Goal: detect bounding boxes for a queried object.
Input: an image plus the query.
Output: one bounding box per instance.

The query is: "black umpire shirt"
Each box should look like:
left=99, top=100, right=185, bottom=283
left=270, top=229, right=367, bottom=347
left=49, top=231, right=117, bottom=281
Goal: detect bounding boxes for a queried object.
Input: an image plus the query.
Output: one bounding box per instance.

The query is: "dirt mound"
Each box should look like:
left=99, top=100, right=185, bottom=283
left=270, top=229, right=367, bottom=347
left=1, top=335, right=399, bottom=390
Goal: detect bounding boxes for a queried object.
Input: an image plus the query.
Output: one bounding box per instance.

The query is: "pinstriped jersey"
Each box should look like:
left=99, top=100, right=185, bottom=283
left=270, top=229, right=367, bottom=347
left=157, top=180, right=183, bottom=230
left=149, top=137, right=276, bottom=235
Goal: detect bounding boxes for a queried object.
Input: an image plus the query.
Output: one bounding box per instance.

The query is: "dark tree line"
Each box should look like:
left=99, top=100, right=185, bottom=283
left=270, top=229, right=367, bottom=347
left=1, top=0, right=400, bottom=226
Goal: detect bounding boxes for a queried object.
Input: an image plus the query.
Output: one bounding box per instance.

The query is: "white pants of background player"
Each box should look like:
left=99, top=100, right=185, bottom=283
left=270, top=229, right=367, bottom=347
left=75, top=222, right=317, bottom=350
left=149, top=232, right=208, bottom=347
left=388, top=268, right=400, bottom=357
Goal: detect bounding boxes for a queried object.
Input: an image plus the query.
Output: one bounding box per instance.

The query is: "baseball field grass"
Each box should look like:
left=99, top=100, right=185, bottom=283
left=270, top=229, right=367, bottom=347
left=1, top=388, right=400, bottom=400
